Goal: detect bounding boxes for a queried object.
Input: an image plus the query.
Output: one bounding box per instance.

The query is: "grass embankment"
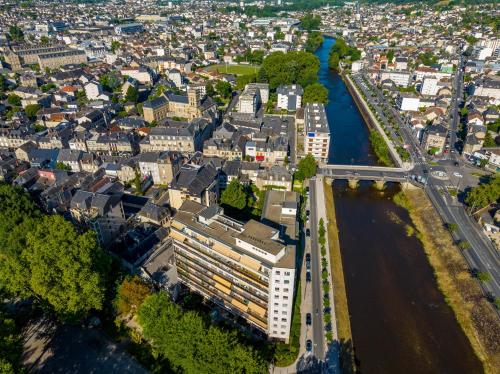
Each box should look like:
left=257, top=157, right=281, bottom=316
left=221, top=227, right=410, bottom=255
left=369, top=130, right=394, bottom=167
left=393, top=190, right=500, bottom=374
left=206, top=64, right=260, bottom=76
left=323, top=181, right=355, bottom=374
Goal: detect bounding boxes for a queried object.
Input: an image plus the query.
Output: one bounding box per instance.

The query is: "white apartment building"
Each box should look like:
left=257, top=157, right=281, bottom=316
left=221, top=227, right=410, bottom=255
left=304, top=103, right=330, bottom=162
left=170, top=201, right=296, bottom=342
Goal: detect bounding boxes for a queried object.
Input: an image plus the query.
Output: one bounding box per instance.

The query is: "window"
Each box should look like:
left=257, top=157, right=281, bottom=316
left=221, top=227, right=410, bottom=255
left=284, top=288, right=289, bottom=292
left=285, top=271, right=290, bottom=276
left=275, top=287, right=280, bottom=291
left=274, top=303, right=279, bottom=306
left=274, top=310, right=278, bottom=314
left=274, top=317, right=278, bottom=321
left=284, top=280, right=289, bottom=284
left=282, top=311, right=287, bottom=315
left=275, top=270, right=280, bottom=275
left=275, top=294, right=279, bottom=299
left=283, top=303, right=288, bottom=308
left=275, top=280, right=280, bottom=284
left=281, top=318, right=287, bottom=322
left=281, top=331, right=286, bottom=335
left=283, top=296, right=288, bottom=300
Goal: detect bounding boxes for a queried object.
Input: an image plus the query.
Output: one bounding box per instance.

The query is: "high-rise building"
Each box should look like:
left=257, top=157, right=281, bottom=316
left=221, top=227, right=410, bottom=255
left=304, top=103, right=330, bottom=162
left=170, top=199, right=297, bottom=342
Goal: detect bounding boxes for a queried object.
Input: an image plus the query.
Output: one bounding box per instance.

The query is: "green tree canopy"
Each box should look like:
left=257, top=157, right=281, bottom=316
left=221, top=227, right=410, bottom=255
left=0, top=185, right=110, bottom=321
left=24, top=104, right=41, bottom=120
left=115, top=276, right=151, bottom=316
left=0, top=184, right=40, bottom=298
left=215, top=80, right=232, bottom=99
left=221, top=179, right=247, bottom=211
left=303, top=83, right=328, bottom=104
left=465, top=174, right=500, bottom=209
left=295, top=154, right=318, bottom=181
left=0, top=308, right=23, bottom=374
left=25, top=215, right=110, bottom=320
left=124, top=85, right=139, bottom=103
left=300, top=13, right=321, bottom=31
left=138, top=292, right=267, bottom=374
left=258, top=51, right=320, bottom=90
left=328, top=38, right=361, bottom=71
left=6, top=94, right=21, bottom=107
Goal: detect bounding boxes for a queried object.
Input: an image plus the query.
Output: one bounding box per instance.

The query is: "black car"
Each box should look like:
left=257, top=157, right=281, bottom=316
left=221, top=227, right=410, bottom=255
left=306, top=313, right=312, bottom=325
left=306, top=229, right=311, bottom=237
left=454, top=161, right=459, bottom=166
left=306, top=271, right=311, bottom=282
left=306, top=209, right=310, bottom=217
left=306, top=339, right=312, bottom=352
left=305, top=253, right=311, bottom=270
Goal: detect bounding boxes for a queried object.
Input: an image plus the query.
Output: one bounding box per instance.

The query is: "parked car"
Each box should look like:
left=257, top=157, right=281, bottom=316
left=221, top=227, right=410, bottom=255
left=306, top=271, right=311, bottom=282
left=306, top=313, right=312, bottom=325
left=305, top=253, right=311, bottom=270
left=306, top=209, right=310, bottom=217
left=306, top=339, right=312, bottom=352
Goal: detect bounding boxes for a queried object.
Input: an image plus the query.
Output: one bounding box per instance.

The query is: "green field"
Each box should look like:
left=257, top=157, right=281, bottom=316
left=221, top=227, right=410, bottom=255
left=206, top=64, right=260, bottom=76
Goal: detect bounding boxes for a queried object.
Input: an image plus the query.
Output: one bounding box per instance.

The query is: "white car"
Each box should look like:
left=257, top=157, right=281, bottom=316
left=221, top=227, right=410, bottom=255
left=453, top=172, right=463, bottom=178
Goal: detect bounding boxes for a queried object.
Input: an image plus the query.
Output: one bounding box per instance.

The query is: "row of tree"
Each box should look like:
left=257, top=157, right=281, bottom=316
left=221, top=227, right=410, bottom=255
left=0, top=184, right=110, bottom=321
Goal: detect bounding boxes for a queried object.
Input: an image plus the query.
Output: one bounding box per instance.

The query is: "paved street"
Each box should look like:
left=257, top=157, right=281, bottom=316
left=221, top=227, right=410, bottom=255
left=308, top=178, right=326, bottom=361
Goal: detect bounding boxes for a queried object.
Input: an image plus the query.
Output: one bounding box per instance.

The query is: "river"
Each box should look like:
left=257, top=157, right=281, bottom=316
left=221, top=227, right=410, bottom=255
left=315, top=37, right=483, bottom=373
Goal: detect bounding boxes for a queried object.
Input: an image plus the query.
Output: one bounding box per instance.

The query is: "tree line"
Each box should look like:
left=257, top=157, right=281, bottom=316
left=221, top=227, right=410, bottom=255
left=0, top=184, right=110, bottom=321
left=328, top=38, right=361, bottom=71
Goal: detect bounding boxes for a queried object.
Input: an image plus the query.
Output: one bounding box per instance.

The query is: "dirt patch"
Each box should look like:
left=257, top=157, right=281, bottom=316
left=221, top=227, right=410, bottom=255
left=404, top=189, right=500, bottom=374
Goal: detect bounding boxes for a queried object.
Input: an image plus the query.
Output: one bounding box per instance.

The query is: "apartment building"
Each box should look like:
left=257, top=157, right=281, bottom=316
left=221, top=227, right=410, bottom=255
left=304, top=103, right=330, bottom=162
left=38, top=49, right=88, bottom=70
left=277, top=84, right=303, bottom=111
left=170, top=200, right=296, bottom=341
left=5, top=44, right=68, bottom=70
left=238, top=86, right=261, bottom=115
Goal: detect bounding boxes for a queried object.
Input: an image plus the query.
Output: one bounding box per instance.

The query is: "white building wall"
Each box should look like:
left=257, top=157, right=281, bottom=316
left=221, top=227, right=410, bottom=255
left=268, top=267, right=295, bottom=341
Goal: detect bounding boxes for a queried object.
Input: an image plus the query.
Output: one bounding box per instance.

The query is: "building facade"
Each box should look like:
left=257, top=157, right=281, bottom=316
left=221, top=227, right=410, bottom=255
left=303, top=103, right=330, bottom=162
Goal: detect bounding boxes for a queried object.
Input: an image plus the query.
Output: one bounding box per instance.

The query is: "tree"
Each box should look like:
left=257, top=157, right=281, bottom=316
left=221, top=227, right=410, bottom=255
left=294, top=154, right=317, bottom=181
left=465, top=174, right=500, bottom=209
left=55, top=162, right=71, bottom=171
left=0, top=309, right=23, bottom=374
left=303, top=83, right=328, bottom=104
left=133, top=170, right=143, bottom=195
left=318, top=218, right=326, bottom=246
left=258, top=51, right=319, bottom=90
left=215, top=80, right=232, bottom=99
left=125, top=85, right=139, bottom=103
left=221, top=179, right=247, bottom=211
left=387, top=50, right=395, bottom=64
left=477, top=271, right=492, bottom=282
left=483, top=131, right=496, bottom=148
left=138, top=293, right=267, bottom=374
left=6, top=94, right=21, bottom=107
left=25, top=215, right=110, bottom=320
left=8, top=26, right=24, bottom=42
left=115, top=276, right=151, bottom=316
left=0, top=184, right=40, bottom=298
left=206, top=82, right=215, bottom=97
left=110, top=41, right=121, bottom=53
left=24, top=104, right=41, bottom=120
left=300, top=13, right=321, bottom=31
left=40, top=35, right=49, bottom=46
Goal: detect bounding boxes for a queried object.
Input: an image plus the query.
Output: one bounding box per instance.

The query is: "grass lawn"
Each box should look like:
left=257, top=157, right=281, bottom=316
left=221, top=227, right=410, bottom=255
left=206, top=64, right=260, bottom=76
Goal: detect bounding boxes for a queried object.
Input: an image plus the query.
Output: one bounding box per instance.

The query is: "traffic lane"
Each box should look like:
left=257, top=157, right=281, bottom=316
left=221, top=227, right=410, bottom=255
left=308, top=179, right=325, bottom=360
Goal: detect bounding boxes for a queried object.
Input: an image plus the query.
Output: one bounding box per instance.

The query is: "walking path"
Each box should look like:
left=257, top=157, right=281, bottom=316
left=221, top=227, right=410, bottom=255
left=315, top=176, right=341, bottom=374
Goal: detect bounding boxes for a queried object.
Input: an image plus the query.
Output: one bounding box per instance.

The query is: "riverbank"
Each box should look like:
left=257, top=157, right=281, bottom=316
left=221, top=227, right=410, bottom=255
left=394, top=189, right=500, bottom=373
left=323, top=180, right=355, bottom=374
left=342, top=73, right=403, bottom=167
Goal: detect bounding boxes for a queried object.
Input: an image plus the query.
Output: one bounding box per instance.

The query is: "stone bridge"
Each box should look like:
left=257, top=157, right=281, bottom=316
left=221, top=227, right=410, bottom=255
left=318, top=164, right=418, bottom=189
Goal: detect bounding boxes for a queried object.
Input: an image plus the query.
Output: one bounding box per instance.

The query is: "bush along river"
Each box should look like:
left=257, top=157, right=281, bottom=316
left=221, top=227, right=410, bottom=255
left=315, top=37, right=483, bottom=373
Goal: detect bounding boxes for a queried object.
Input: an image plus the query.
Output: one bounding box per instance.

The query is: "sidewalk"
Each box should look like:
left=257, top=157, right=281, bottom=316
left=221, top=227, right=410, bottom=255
left=315, top=176, right=340, bottom=374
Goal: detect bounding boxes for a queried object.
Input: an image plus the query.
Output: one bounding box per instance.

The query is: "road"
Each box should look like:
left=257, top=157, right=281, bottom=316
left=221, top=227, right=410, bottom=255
left=308, top=178, right=326, bottom=361
left=354, top=59, right=500, bottom=302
